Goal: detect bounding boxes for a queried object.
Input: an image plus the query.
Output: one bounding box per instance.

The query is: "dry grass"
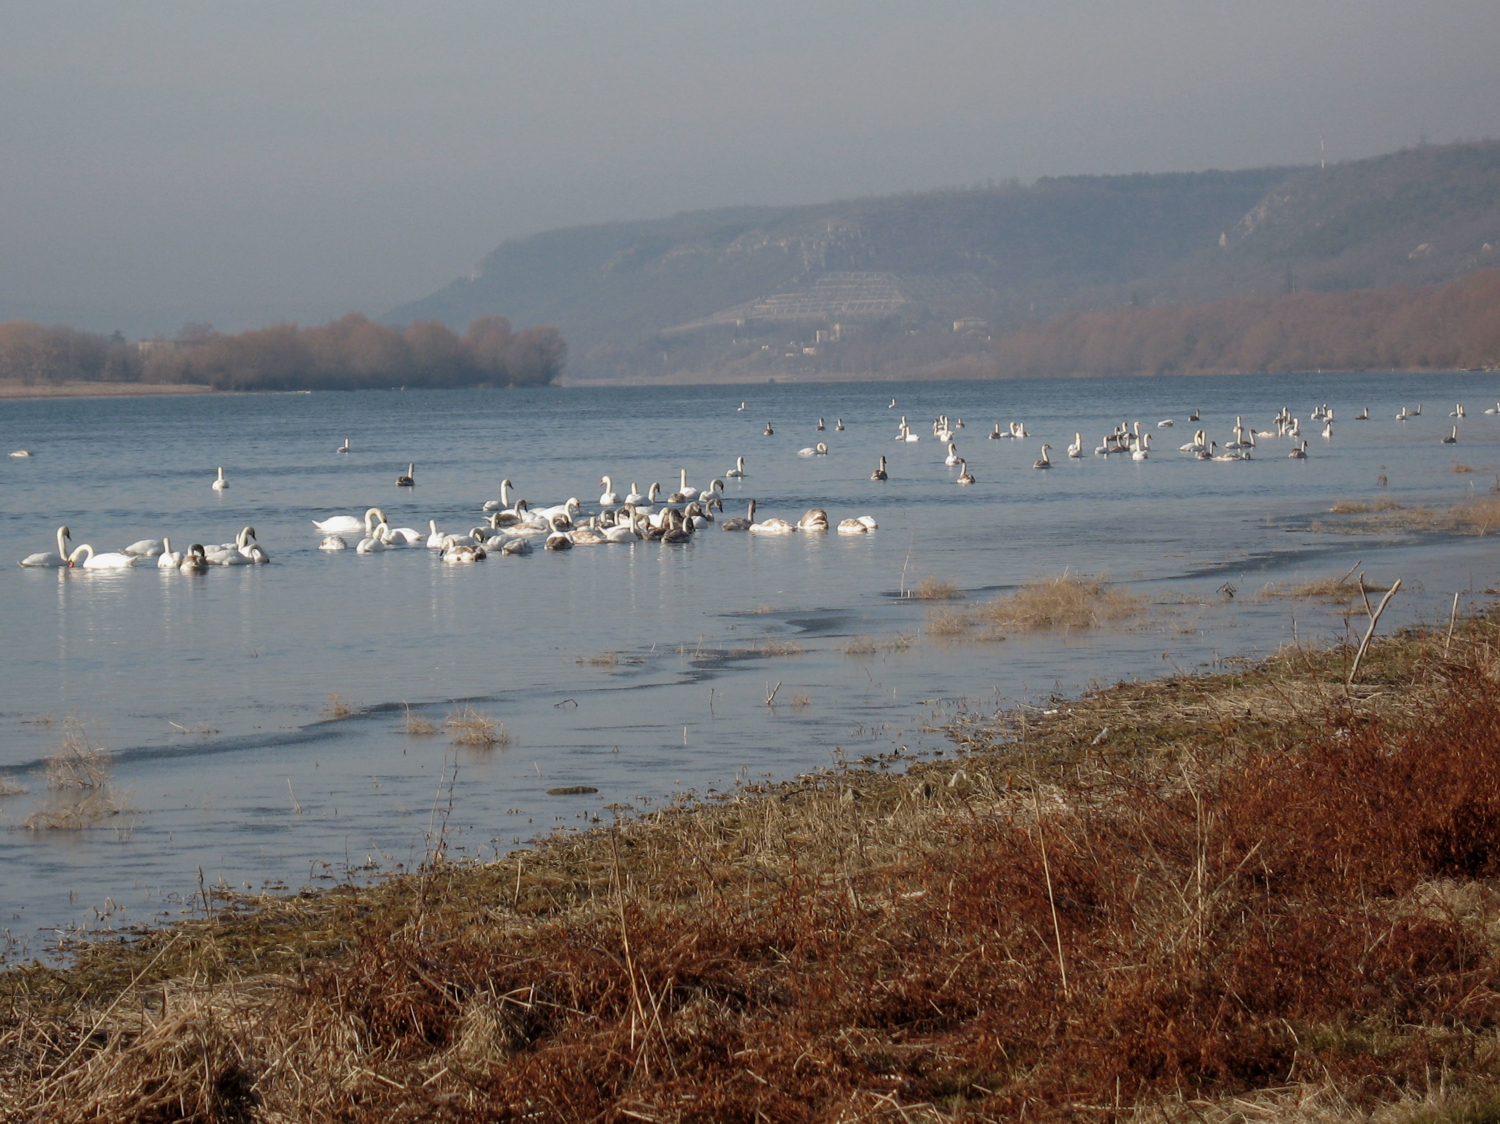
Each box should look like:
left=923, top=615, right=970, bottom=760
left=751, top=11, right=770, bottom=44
left=1329, top=497, right=1404, bottom=513
left=925, top=607, right=971, bottom=635
left=842, top=635, right=879, bottom=655
left=0, top=776, right=30, bottom=797
left=788, top=691, right=812, bottom=710
left=755, top=639, right=804, bottom=656
left=980, top=572, right=1141, bottom=631
left=577, top=651, right=619, bottom=667
left=321, top=691, right=356, bottom=719
left=20, top=713, right=55, bottom=727
left=11, top=616, right=1500, bottom=1120
left=1256, top=566, right=1374, bottom=602
left=907, top=575, right=962, bottom=600
left=1314, top=494, right=1500, bottom=536
left=1454, top=463, right=1477, bottom=474
left=20, top=725, right=131, bottom=831
left=401, top=705, right=439, bottom=736
left=444, top=706, right=511, bottom=748
left=883, top=633, right=915, bottom=652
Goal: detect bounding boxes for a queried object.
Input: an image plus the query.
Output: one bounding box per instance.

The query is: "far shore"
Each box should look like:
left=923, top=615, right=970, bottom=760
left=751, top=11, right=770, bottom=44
left=0, top=380, right=216, bottom=400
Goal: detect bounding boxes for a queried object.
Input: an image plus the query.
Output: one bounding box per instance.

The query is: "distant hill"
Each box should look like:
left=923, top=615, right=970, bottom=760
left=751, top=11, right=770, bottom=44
left=389, top=140, right=1500, bottom=382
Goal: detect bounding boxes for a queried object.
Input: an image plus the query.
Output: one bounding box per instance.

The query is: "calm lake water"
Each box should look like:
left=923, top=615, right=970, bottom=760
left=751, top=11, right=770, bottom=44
left=2, top=373, right=1497, bottom=958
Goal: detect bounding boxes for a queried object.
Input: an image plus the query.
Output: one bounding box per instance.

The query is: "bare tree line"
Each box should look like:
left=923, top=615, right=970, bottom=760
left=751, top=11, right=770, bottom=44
left=0, top=313, right=565, bottom=390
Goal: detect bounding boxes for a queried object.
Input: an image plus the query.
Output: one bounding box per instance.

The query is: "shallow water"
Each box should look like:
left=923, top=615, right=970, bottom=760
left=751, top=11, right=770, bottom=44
left=2, top=373, right=1497, bottom=957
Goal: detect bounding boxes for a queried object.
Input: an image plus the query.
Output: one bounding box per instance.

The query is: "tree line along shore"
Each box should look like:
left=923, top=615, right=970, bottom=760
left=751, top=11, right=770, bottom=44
left=0, top=313, right=565, bottom=394
left=5, top=595, right=1500, bottom=1122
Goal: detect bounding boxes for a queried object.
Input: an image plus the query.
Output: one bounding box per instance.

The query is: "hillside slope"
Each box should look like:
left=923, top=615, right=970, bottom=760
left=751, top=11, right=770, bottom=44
left=390, top=140, right=1500, bottom=381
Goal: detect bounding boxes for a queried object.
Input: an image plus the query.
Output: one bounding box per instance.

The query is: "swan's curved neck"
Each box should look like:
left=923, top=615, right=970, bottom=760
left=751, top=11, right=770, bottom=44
left=68, top=544, right=93, bottom=566
left=365, top=507, right=387, bottom=533
left=56, top=526, right=69, bottom=557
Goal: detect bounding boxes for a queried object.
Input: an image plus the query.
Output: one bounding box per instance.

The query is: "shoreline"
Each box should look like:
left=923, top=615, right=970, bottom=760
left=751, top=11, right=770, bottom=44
left=0, top=381, right=215, bottom=400
left=6, top=610, right=1499, bottom=1119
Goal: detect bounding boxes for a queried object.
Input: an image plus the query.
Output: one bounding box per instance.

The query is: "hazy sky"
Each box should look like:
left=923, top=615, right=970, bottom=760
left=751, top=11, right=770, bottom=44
left=3, top=1, right=1498, bottom=336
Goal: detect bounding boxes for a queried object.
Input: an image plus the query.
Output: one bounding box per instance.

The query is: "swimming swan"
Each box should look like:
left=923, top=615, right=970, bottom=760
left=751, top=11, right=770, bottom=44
left=726, top=457, right=746, bottom=478
left=600, top=476, right=620, bottom=506
left=123, top=538, right=165, bottom=558
left=68, top=544, right=137, bottom=570
left=395, top=464, right=415, bottom=487
left=19, top=526, right=71, bottom=568
left=158, top=538, right=184, bottom=569
left=722, top=499, right=756, bottom=531
left=957, top=458, right=976, bottom=484
left=871, top=456, right=888, bottom=481
left=313, top=508, right=387, bottom=536
left=211, top=467, right=228, bottom=491
left=749, top=514, right=796, bottom=534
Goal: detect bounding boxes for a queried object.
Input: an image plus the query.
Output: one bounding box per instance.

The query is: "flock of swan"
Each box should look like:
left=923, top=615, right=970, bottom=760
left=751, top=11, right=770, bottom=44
left=18, top=526, right=269, bottom=570
left=14, top=395, right=1482, bottom=571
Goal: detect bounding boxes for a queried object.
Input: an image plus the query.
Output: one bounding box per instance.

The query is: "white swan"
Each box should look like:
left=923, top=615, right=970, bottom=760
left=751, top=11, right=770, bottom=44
left=336, top=438, right=351, bottom=453
left=535, top=498, right=581, bottom=525
left=158, top=537, right=184, bottom=569
left=20, top=526, right=72, bottom=568
left=384, top=525, right=424, bottom=546
left=675, top=469, right=698, bottom=500
left=1132, top=433, right=1151, bottom=461
left=10, top=449, right=32, bottom=457
left=207, top=529, right=255, bottom=565
left=356, top=526, right=388, bottom=553
left=426, top=520, right=446, bottom=549
left=1067, top=433, right=1083, bottom=459
left=944, top=442, right=961, bottom=467
left=1031, top=446, right=1050, bottom=471
left=838, top=518, right=869, bottom=534
left=312, top=508, right=386, bottom=536
left=68, top=544, right=137, bottom=570
left=957, top=458, right=977, bottom=484
left=600, top=476, right=620, bottom=506
left=123, top=538, right=165, bottom=558
left=483, top=480, right=515, bottom=512
left=750, top=516, right=798, bottom=537
left=211, top=467, right=228, bottom=491
left=624, top=482, right=645, bottom=505
left=320, top=535, right=348, bottom=551
left=726, top=457, right=745, bottom=478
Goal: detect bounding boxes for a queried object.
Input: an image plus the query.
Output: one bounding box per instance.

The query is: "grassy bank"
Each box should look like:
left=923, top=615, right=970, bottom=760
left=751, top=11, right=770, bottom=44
left=5, top=613, right=1500, bottom=1122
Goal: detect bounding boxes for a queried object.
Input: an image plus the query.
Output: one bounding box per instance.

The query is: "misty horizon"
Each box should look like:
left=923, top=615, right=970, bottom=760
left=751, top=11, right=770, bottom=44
left=4, top=2, right=1498, bottom=338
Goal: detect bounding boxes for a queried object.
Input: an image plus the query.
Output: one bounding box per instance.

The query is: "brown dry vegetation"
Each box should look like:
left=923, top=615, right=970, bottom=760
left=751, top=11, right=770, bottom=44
left=321, top=692, right=356, bottom=720
left=402, top=706, right=440, bottom=737
left=444, top=707, right=511, bottom=749
left=19, top=725, right=131, bottom=832
left=1314, top=494, right=1500, bottom=536
left=909, top=577, right=963, bottom=601
left=7, top=616, right=1500, bottom=1121
left=932, top=574, right=1141, bottom=638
